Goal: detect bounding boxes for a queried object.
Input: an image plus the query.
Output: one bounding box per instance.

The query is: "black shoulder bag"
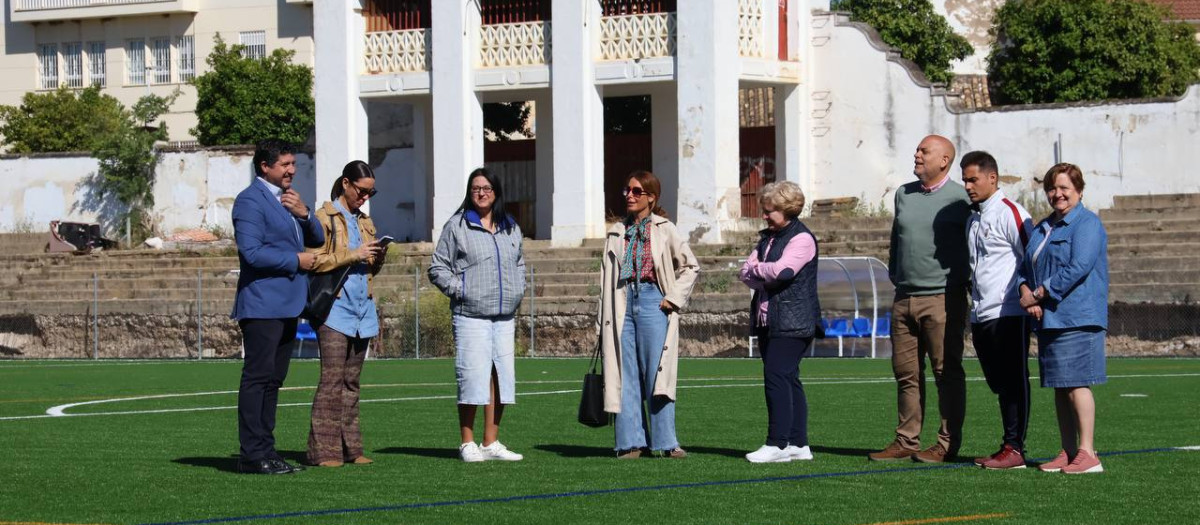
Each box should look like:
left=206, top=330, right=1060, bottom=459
left=577, top=339, right=610, bottom=427
left=304, top=215, right=353, bottom=326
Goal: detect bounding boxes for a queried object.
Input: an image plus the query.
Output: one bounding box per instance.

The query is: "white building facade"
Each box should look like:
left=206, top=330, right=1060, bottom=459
left=0, top=0, right=316, bottom=142
left=317, top=0, right=808, bottom=246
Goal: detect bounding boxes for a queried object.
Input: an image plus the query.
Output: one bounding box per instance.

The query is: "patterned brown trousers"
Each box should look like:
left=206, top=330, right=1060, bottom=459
left=306, top=325, right=370, bottom=464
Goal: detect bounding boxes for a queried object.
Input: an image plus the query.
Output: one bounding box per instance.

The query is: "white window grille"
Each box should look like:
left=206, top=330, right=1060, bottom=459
left=151, top=37, right=171, bottom=84
left=88, top=42, right=106, bottom=87
left=238, top=31, right=266, bottom=60
left=37, top=43, right=58, bottom=89
left=127, top=39, right=146, bottom=85
left=177, top=35, right=195, bottom=82
left=64, top=42, right=83, bottom=88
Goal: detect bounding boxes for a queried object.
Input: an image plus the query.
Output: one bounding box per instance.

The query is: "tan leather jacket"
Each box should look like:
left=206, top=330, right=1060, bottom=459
left=308, top=201, right=382, bottom=297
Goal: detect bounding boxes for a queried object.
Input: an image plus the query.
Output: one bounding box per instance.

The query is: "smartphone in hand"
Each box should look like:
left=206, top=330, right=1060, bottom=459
left=377, top=235, right=395, bottom=247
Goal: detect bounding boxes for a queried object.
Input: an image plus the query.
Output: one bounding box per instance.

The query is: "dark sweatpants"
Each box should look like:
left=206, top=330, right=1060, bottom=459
left=758, top=330, right=813, bottom=448
left=971, top=316, right=1031, bottom=452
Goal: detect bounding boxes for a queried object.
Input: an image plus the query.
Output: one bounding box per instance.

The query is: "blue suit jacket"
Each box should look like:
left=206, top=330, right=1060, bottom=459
left=230, top=180, right=325, bottom=320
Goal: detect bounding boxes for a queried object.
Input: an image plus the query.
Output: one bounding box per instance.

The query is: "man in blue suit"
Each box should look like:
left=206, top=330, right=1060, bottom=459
left=231, top=139, right=325, bottom=475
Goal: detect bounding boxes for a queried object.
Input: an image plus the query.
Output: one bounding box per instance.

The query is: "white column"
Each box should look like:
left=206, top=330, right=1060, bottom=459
left=412, top=98, right=434, bottom=241
left=676, top=0, right=741, bottom=244
left=534, top=95, right=555, bottom=239
left=650, top=85, right=679, bottom=220
left=430, top=0, right=484, bottom=238
left=313, top=0, right=368, bottom=207
left=775, top=85, right=805, bottom=190
left=550, top=0, right=605, bottom=247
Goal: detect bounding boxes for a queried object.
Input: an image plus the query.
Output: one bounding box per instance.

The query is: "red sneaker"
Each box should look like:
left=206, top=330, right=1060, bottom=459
left=974, top=445, right=1003, bottom=466
left=981, top=445, right=1026, bottom=470
left=1062, top=449, right=1103, bottom=474
left=1038, top=450, right=1071, bottom=473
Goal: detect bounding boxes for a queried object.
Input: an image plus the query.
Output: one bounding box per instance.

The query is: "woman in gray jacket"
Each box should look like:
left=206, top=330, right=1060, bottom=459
left=429, top=168, right=526, bottom=463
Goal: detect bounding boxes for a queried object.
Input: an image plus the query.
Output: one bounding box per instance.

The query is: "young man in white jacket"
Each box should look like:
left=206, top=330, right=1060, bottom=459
left=961, top=151, right=1035, bottom=470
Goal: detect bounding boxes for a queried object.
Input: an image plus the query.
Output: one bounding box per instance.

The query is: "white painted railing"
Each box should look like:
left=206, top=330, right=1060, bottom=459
left=479, top=21, right=550, bottom=68
left=738, top=0, right=765, bottom=57
left=598, top=13, right=676, bottom=61
left=14, top=0, right=173, bottom=10
left=363, top=29, right=429, bottom=74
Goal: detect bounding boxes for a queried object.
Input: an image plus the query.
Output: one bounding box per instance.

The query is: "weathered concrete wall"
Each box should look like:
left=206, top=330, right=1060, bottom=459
left=807, top=12, right=1200, bottom=212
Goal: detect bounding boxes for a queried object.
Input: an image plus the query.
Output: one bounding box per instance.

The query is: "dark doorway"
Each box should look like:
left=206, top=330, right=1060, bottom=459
left=603, top=95, right=652, bottom=220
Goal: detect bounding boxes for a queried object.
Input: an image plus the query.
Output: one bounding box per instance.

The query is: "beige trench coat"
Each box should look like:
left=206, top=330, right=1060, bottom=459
left=597, top=215, right=699, bottom=413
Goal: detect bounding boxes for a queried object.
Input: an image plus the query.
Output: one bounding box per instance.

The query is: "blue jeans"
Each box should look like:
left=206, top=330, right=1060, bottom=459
left=615, top=282, right=678, bottom=452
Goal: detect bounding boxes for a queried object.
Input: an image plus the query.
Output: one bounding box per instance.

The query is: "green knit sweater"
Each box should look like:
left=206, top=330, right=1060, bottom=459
left=888, top=179, right=972, bottom=296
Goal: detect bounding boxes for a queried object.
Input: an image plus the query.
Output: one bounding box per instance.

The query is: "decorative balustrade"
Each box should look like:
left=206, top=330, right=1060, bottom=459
left=598, top=12, right=676, bottom=61
left=364, top=29, right=429, bottom=74
left=738, top=0, right=765, bottom=58
left=479, top=21, right=550, bottom=68
left=14, top=0, right=173, bottom=9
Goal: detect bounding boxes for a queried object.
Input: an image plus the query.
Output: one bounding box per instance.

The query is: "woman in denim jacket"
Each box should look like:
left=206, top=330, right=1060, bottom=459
left=1018, top=163, right=1108, bottom=475
left=429, top=168, right=526, bottom=463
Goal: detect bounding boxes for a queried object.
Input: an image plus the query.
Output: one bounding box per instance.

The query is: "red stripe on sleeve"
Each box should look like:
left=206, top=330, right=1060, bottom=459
left=1002, top=198, right=1028, bottom=246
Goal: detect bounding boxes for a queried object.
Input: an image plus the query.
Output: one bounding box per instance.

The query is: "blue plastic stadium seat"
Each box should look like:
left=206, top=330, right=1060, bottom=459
left=875, top=315, right=891, bottom=337
left=824, top=318, right=851, bottom=337
left=296, top=320, right=318, bottom=341
left=851, top=317, right=872, bottom=337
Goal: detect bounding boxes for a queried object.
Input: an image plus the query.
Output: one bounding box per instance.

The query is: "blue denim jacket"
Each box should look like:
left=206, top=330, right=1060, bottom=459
left=1020, top=204, right=1108, bottom=331
left=323, top=200, right=379, bottom=339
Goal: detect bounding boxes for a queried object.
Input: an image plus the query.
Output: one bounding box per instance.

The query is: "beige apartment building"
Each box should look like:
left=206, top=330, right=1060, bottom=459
left=0, top=0, right=315, bottom=142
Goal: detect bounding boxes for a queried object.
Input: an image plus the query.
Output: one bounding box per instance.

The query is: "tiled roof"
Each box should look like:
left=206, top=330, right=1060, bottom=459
left=1149, top=0, right=1200, bottom=21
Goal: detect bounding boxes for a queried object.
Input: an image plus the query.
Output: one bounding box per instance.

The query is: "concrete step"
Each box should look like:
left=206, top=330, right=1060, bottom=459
left=0, top=233, right=47, bottom=254
left=1110, top=283, right=1200, bottom=304
left=1109, top=256, right=1200, bottom=272
left=1100, top=207, right=1200, bottom=222
left=1107, top=231, right=1200, bottom=245
left=1112, top=193, right=1200, bottom=210
left=1108, top=242, right=1200, bottom=257
left=1101, top=218, right=1198, bottom=234
left=1110, top=270, right=1200, bottom=285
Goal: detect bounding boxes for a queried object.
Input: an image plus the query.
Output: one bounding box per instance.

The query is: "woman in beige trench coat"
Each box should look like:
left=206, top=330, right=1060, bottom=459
left=597, top=171, right=699, bottom=459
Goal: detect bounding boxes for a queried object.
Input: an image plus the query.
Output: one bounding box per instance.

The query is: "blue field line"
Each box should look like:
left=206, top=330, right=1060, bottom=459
left=136, top=446, right=1188, bottom=525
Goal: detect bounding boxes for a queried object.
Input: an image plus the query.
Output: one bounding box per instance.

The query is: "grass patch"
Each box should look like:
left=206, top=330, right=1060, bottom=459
left=0, top=358, right=1197, bottom=524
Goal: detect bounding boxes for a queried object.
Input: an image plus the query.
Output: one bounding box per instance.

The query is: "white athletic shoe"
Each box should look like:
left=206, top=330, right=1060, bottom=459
left=459, top=442, right=485, bottom=463
left=746, top=445, right=792, bottom=463
left=481, top=441, right=524, bottom=461
left=785, top=445, right=814, bottom=461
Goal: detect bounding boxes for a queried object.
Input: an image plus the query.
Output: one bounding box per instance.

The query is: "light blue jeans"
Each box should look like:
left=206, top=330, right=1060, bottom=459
left=615, top=282, right=678, bottom=452
left=452, top=314, right=516, bottom=405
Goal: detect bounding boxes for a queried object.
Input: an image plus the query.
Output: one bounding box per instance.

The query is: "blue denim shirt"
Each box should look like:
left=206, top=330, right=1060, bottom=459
left=323, top=200, right=379, bottom=339
left=1020, top=204, right=1108, bottom=331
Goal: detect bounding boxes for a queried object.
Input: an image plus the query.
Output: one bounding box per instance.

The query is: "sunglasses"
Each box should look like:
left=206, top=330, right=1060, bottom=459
left=349, top=182, right=377, bottom=199
left=623, top=187, right=651, bottom=198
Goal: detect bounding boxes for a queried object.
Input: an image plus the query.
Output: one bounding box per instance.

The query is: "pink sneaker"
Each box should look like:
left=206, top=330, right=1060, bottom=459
left=1062, top=449, right=1103, bottom=474
left=1038, top=450, right=1071, bottom=473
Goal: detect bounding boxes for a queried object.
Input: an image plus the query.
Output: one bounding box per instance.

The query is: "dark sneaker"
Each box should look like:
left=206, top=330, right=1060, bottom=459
left=913, top=443, right=949, bottom=463
left=868, top=442, right=918, bottom=462
left=981, top=445, right=1026, bottom=470
left=1038, top=450, right=1071, bottom=473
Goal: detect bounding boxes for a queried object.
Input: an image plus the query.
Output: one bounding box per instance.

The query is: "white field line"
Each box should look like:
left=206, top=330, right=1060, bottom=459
left=2, top=373, right=1198, bottom=422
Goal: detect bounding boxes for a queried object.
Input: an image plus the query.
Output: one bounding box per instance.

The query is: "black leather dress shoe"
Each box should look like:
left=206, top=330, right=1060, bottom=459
left=269, top=456, right=303, bottom=473
left=237, top=459, right=289, bottom=475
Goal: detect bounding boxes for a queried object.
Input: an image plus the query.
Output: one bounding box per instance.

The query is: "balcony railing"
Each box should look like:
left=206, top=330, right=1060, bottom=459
left=479, top=21, right=550, bottom=68
left=598, top=12, right=676, bottom=61
left=364, top=29, right=429, bottom=74
left=15, top=0, right=173, bottom=10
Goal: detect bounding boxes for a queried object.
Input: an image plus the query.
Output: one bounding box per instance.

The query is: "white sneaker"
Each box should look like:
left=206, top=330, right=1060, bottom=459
left=746, top=445, right=791, bottom=463
left=785, top=445, right=814, bottom=461
left=459, top=442, right=485, bottom=463
left=481, top=441, right=523, bottom=461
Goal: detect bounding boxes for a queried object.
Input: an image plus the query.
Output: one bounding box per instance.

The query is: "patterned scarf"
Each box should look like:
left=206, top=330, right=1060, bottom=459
left=620, top=216, right=652, bottom=282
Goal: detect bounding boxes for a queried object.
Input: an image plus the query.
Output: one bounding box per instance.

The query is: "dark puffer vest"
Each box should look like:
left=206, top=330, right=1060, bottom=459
left=751, top=219, right=822, bottom=338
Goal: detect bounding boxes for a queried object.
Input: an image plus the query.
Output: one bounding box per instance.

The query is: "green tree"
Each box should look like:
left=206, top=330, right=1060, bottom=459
left=830, top=0, right=973, bottom=85
left=988, top=0, right=1200, bottom=105
left=0, top=86, right=124, bottom=153
left=191, top=35, right=314, bottom=145
left=90, top=91, right=177, bottom=241
left=484, top=102, right=532, bottom=140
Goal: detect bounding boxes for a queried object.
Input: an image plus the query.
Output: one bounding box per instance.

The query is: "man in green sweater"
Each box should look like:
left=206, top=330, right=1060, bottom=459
left=868, top=135, right=971, bottom=463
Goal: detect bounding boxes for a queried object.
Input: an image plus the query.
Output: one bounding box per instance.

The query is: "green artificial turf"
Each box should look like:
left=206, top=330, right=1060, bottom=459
left=1, top=358, right=1198, bottom=525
